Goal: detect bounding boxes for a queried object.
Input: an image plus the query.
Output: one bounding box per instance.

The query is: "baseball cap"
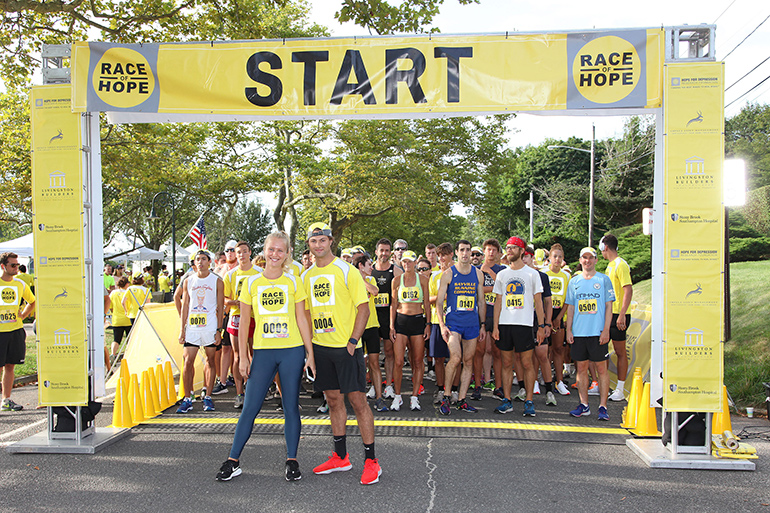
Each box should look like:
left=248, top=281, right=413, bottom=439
left=580, top=247, right=597, bottom=258
left=224, top=239, right=237, bottom=250
left=471, top=246, right=483, bottom=254
left=353, top=245, right=365, bottom=254
left=401, top=250, right=417, bottom=262
left=506, top=236, right=526, bottom=249
left=341, top=248, right=352, bottom=257
left=307, top=222, right=332, bottom=240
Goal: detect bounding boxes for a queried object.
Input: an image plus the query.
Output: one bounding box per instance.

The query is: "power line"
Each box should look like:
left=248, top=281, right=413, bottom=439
left=725, top=54, right=770, bottom=91
left=713, top=0, right=738, bottom=24
left=725, top=73, right=770, bottom=108
left=722, top=13, right=770, bottom=60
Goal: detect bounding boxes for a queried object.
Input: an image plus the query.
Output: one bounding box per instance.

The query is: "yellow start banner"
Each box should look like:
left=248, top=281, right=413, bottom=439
left=71, top=29, right=663, bottom=117
left=662, top=62, right=724, bottom=412
left=31, top=85, right=89, bottom=406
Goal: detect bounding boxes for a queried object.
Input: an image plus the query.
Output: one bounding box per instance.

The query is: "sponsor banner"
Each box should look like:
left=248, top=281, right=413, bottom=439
left=608, top=303, right=653, bottom=392
left=31, top=85, right=88, bottom=406
left=663, top=62, right=724, bottom=412
left=72, top=29, right=663, bottom=117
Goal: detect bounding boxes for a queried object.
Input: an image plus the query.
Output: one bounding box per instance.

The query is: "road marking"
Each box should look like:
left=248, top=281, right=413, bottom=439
left=0, top=418, right=47, bottom=441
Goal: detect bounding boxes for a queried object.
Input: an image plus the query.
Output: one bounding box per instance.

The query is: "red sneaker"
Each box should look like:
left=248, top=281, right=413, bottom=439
left=313, top=453, right=352, bottom=475
left=360, top=458, right=382, bottom=485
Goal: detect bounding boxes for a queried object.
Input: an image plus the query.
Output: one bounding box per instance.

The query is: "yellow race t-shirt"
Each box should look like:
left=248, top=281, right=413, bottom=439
left=0, top=277, right=34, bottom=332
left=109, top=289, right=131, bottom=327
left=364, top=275, right=380, bottom=330
left=545, top=268, right=571, bottom=310
left=240, top=272, right=307, bottom=350
left=289, top=260, right=304, bottom=277
left=157, top=274, right=171, bottom=293
left=224, top=266, right=260, bottom=316
left=605, top=256, right=632, bottom=314
left=124, top=285, right=149, bottom=319
left=302, top=258, right=368, bottom=348
left=429, top=269, right=447, bottom=323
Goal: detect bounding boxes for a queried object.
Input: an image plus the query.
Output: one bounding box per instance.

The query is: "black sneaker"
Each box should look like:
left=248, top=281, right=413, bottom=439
left=285, top=459, right=302, bottom=481
left=216, top=459, right=242, bottom=481
left=470, top=386, right=482, bottom=401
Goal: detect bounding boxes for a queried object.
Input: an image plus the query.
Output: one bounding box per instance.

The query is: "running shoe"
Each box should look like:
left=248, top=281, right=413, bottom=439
left=433, top=390, right=445, bottom=405
left=410, top=396, right=421, bottom=411
left=317, top=400, right=329, bottom=414
left=514, top=388, right=527, bottom=402
left=360, top=458, right=382, bottom=485
left=495, top=398, right=513, bottom=414
left=556, top=381, right=571, bottom=396
left=211, top=381, right=228, bottom=395
left=450, top=391, right=459, bottom=404
left=225, top=375, right=235, bottom=388
left=523, top=400, right=536, bottom=417
left=426, top=370, right=436, bottom=382
left=439, top=397, right=451, bottom=415
left=176, top=397, right=193, bottom=413
left=533, top=381, right=541, bottom=395
left=1, top=398, right=23, bottom=411
left=313, top=453, right=352, bottom=474
left=203, top=396, right=215, bottom=412
left=383, top=385, right=395, bottom=399
left=545, top=391, right=557, bottom=406
left=598, top=405, right=609, bottom=421
left=609, top=388, right=625, bottom=402
left=570, top=403, right=591, bottom=417
left=390, top=394, right=403, bottom=412
left=418, top=384, right=425, bottom=395
left=470, top=386, right=482, bottom=401
left=216, top=459, right=241, bottom=481
left=457, top=399, right=478, bottom=413
left=200, top=387, right=207, bottom=400
left=493, top=387, right=505, bottom=400
left=563, top=363, right=571, bottom=378
left=366, top=386, right=375, bottom=399
left=374, top=398, right=389, bottom=412
left=234, top=394, right=244, bottom=409
left=285, top=460, right=301, bottom=481
left=587, top=381, right=599, bottom=395
left=483, top=381, right=496, bottom=391
left=276, top=403, right=283, bottom=412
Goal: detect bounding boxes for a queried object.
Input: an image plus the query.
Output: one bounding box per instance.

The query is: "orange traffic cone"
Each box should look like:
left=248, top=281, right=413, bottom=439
left=128, top=373, right=145, bottom=425
left=621, top=368, right=643, bottom=429
left=630, top=382, right=661, bottom=437
left=164, top=361, right=177, bottom=405
left=712, top=385, right=733, bottom=436
left=111, top=376, right=133, bottom=428
left=156, top=364, right=170, bottom=410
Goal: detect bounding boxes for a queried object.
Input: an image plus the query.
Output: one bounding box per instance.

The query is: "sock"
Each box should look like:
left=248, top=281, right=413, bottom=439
left=364, top=442, right=375, bottom=461
left=333, top=435, right=347, bottom=458
left=545, top=381, right=553, bottom=393
left=616, top=380, right=625, bottom=391
left=451, top=385, right=458, bottom=392
left=518, top=382, right=525, bottom=391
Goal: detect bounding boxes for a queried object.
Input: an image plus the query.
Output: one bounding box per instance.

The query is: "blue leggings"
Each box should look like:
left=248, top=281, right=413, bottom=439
left=228, top=345, right=305, bottom=460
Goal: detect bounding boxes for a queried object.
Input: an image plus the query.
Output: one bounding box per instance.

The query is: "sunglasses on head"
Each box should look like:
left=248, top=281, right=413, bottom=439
left=471, top=252, right=482, bottom=257
left=225, top=248, right=235, bottom=252
left=416, top=266, right=430, bottom=272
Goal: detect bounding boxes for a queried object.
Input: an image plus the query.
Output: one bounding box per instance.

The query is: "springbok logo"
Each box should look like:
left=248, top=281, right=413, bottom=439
left=685, top=283, right=702, bottom=298
left=49, top=130, right=63, bottom=143
left=54, top=288, right=68, bottom=301
left=686, top=111, right=703, bottom=126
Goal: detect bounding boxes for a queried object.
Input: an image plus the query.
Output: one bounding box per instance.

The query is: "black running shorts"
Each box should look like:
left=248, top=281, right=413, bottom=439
left=570, top=336, right=609, bottom=362
left=376, top=308, right=391, bottom=340
left=609, top=313, right=631, bottom=342
left=313, top=344, right=367, bottom=394
left=361, top=327, right=380, bottom=354
left=395, top=313, right=426, bottom=337
left=495, top=324, right=535, bottom=353
left=0, top=328, right=26, bottom=366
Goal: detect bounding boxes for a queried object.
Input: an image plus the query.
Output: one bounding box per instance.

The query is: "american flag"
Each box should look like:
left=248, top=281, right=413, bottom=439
left=187, top=215, right=207, bottom=249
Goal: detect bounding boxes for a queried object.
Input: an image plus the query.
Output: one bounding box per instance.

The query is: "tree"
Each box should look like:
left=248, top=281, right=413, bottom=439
left=0, top=90, right=31, bottom=227
left=205, top=198, right=275, bottom=253
left=335, top=0, right=478, bottom=35
left=725, top=103, right=770, bottom=190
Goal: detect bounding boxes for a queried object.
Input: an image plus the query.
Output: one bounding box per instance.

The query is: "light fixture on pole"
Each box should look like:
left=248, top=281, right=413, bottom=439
left=148, top=191, right=176, bottom=292
left=547, top=124, right=596, bottom=247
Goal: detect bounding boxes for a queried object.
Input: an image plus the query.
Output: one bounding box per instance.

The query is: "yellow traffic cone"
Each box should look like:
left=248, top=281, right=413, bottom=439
left=143, top=369, right=162, bottom=416
left=111, top=376, right=133, bottom=428
left=621, top=368, right=643, bottom=429
left=156, top=364, right=170, bottom=410
left=119, top=359, right=131, bottom=398
left=147, top=367, right=162, bottom=415
left=177, top=364, right=186, bottom=401
left=128, top=373, right=145, bottom=425
left=630, top=382, right=661, bottom=437
left=712, top=385, right=733, bottom=435
left=164, top=361, right=177, bottom=405
left=140, top=370, right=155, bottom=419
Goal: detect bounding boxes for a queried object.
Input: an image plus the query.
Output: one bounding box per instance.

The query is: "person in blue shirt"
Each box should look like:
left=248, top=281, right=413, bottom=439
left=565, top=247, right=615, bottom=421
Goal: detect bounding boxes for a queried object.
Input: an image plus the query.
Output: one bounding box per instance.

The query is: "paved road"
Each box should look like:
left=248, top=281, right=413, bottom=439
left=2, top=381, right=769, bottom=513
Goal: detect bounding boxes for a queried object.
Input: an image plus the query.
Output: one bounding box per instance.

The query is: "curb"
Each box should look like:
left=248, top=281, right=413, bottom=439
left=13, top=374, right=37, bottom=387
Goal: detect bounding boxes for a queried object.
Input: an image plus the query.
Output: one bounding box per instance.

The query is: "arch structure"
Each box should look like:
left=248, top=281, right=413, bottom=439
left=27, top=26, right=729, bottom=462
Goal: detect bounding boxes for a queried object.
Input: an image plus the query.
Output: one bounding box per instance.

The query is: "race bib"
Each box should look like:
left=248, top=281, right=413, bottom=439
left=374, top=293, right=390, bottom=307
left=312, top=313, right=336, bottom=334
left=552, top=296, right=563, bottom=309
left=188, top=313, right=208, bottom=327
left=400, top=287, right=420, bottom=302
left=261, top=316, right=290, bottom=338
left=506, top=294, right=524, bottom=309
left=485, top=293, right=496, bottom=306
left=227, top=314, right=241, bottom=330
left=0, top=310, right=17, bottom=324
left=577, top=299, right=598, bottom=314
left=457, top=295, right=475, bottom=311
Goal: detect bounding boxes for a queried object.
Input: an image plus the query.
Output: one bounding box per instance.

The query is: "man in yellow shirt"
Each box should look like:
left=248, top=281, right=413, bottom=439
left=599, top=233, right=633, bottom=402
left=0, top=252, right=35, bottom=411
left=303, top=222, right=381, bottom=485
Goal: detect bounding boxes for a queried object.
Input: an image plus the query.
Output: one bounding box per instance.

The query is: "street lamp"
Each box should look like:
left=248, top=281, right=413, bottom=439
left=148, top=191, right=176, bottom=292
left=547, top=124, right=596, bottom=247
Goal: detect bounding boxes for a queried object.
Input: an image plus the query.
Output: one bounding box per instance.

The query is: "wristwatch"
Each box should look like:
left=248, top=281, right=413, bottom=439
left=538, top=324, right=546, bottom=328
left=348, top=338, right=357, bottom=345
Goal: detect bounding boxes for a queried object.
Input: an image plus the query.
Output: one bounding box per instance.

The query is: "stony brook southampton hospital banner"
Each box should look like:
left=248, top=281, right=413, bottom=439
left=71, top=29, right=663, bottom=119
left=663, top=62, right=725, bottom=412
left=31, top=85, right=89, bottom=406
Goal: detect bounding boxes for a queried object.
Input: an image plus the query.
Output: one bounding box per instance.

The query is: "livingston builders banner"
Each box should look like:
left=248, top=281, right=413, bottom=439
left=662, top=62, right=725, bottom=412
left=71, top=29, right=663, bottom=118
left=31, top=85, right=89, bottom=406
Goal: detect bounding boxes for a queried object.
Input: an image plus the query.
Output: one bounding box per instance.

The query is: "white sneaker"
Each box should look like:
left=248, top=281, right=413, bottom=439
left=317, top=400, right=329, bottom=413
left=512, top=377, right=519, bottom=386
left=587, top=381, right=599, bottom=396
left=383, top=385, right=395, bottom=399
left=562, top=364, right=571, bottom=378
left=366, top=386, right=375, bottom=399
left=556, top=381, right=571, bottom=396
left=538, top=371, right=544, bottom=385
left=515, top=388, right=527, bottom=402
left=545, top=391, right=557, bottom=406
left=450, top=391, right=459, bottom=404
left=391, top=394, right=403, bottom=411
left=433, top=390, right=445, bottom=405
left=410, top=396, right=421, bottom=411
left=609, top=388, right=626, bottom=402
left=533, top=381, right=541, bottom=395
left=426, top=370, right=436, bottom=382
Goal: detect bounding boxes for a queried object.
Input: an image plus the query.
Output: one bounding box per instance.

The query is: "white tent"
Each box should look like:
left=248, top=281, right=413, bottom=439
left=0, top=233, right=34, bottom=257
left=125, top=246, right=165, bottom=260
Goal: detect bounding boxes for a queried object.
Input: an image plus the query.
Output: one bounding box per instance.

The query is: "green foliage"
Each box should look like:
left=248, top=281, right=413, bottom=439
left=725, top=103, right=770, bottom=190
left=729, top=237, right=770, bottom=262
left=741, top=185, right=770, bottom=236
left=728, top=209, right=762, bottom=238
left=335, top=0, right=479, bottom=34
left=205, top=198, right=275, bottom=253
left=0, top=90, right=31, bottom=226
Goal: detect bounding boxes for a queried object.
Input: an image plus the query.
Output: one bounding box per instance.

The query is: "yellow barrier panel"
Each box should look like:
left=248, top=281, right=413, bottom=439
left=630, top=382, right=661, bottom=437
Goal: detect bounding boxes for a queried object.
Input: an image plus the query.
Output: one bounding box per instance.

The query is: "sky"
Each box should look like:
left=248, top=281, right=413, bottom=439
left=308, top=0, right=770, bottom=147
